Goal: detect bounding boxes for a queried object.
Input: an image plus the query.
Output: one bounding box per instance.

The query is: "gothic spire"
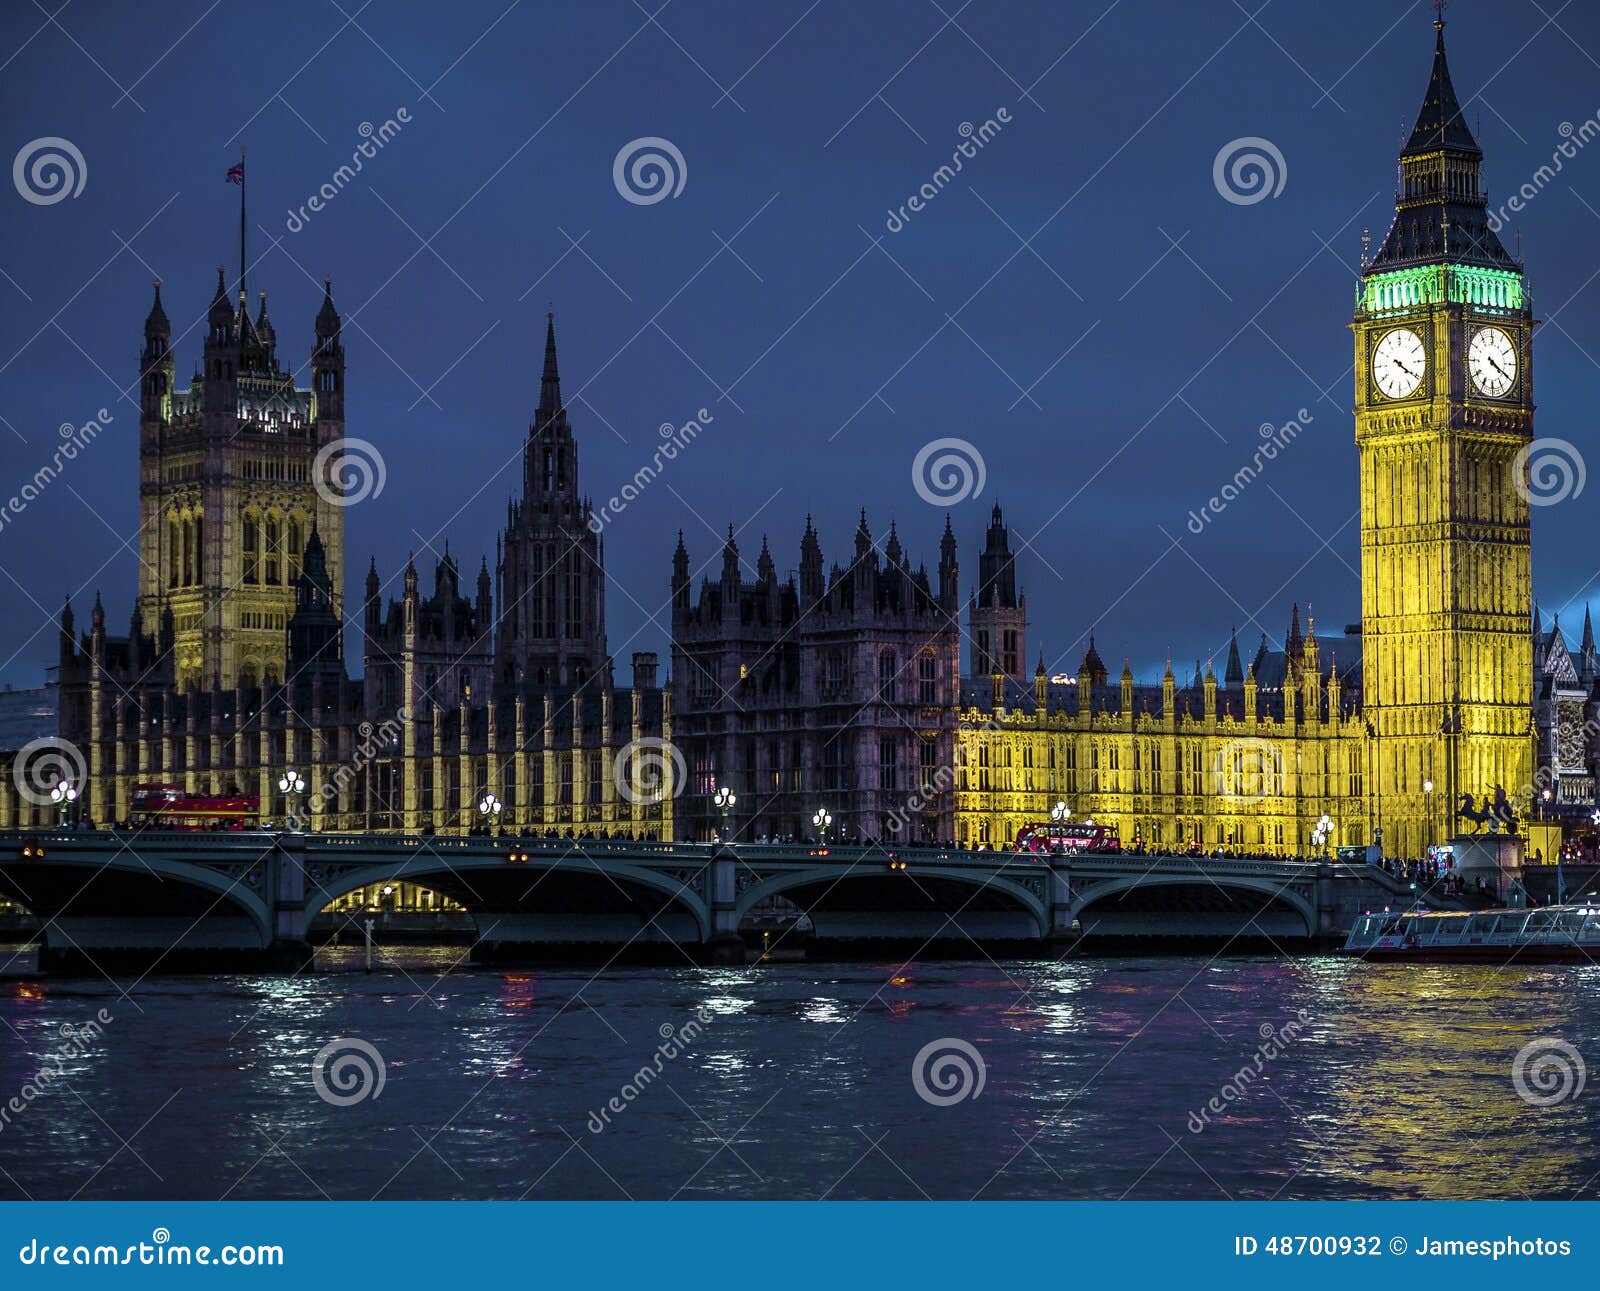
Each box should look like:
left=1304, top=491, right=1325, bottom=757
left=538, top=311, right=562, bottom=422
left=1225, top=626, right=1243, bottom=687
left=1369, top=14, right=1513, bottom=273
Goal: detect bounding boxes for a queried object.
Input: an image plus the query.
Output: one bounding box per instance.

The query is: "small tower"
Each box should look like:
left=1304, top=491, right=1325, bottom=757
left=968, top=503, right=1026, bottom=681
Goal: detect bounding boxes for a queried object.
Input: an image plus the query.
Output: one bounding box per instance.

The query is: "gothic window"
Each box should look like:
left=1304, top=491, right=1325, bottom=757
left=242, top=510, right=259, bottom=584
left=167, top=514, right=180, bottom=588
left=286, top=516, right=304, bottom=584
left=1003, top=629, right=1018, bottom=676
left=264, top=515, right=280, bottom=585
left=878, top=649, right=896, bottom=703
left=879, top=737, right=898, bottom=792
left=919, top=650, right=937, bottom=704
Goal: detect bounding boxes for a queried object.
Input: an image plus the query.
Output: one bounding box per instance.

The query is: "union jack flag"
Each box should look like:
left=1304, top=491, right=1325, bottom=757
left=226, top=162, right=244, bottom=184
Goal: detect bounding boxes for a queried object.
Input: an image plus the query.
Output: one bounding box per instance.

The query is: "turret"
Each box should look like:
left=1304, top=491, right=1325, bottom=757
left=799, top=516, right=824, bottom=605
left=938, top=514, right=958, bottom=612
left=364, top=558, right=381, bottom=632
left=312, top=276, right=344, bottom=422
left=1121, top=659, right=1135, bottom=715
left=720, top=525, right=740, bottom=594
left=476, top=556, right=493, bottom=626
left=1034, top=650, right=1047, bottom=709
left=140, top=280, right=172, bottom=424
left=672, top=530, right=691, bottom=610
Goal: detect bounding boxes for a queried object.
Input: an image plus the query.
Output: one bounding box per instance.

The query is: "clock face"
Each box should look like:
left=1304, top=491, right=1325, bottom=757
left=1469, top=326, right=1517, bottom=397
left=1372, top=328, right=1426, bottom=400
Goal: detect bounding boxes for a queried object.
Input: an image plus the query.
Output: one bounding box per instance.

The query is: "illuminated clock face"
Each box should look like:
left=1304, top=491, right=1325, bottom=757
left=1372, top=328, right=1426, bottom=399
left=1469, top=326, right=1517, bottom=397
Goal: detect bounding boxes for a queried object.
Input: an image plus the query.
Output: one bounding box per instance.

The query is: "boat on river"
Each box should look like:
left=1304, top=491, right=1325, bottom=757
left=1342, top=904, right=1600, bottom=963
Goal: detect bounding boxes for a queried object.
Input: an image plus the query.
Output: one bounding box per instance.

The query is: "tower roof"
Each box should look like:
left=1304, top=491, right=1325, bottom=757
left=1368, top=17, right=1514, bottom=274
left=1403, top=18, right=1480, bottom=159
left=144, top=279, right=169, bottom=336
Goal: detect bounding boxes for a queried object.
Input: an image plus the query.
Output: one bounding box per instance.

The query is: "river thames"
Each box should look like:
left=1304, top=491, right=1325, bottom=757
left=0, top=951, right=1595, bottom=1201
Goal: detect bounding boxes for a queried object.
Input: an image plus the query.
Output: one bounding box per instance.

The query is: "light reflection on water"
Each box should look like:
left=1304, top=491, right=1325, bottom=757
left=0, top=949, right=1596, bottom=1200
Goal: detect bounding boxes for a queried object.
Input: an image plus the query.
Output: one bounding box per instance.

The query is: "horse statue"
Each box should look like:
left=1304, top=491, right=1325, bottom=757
left=1457, top=786, right=1519, bottom=835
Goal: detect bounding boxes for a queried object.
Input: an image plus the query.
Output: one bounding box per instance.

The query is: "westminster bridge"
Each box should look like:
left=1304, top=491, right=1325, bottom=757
left=0, top=829, right=1442, bottom=970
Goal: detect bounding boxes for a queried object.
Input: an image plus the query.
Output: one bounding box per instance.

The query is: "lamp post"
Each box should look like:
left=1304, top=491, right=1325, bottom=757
left=49, top=778, right=78, bottom=830
left=478, top=792, right=502, bottom=835
left=1312, top=813, right=1334, bottom=860
left=812, top=806, right=833, bottom=849
left=1422, top=779, right=1434, bottom=851
left=712, top=785, right=736, bottom=843
left=277, top=769, right=306, bottom=831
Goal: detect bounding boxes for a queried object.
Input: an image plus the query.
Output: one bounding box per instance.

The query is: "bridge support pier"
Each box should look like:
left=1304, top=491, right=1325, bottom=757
left=1046, top=857, right=1080, bottom=953
left=707, top=843, right=747, bottom=964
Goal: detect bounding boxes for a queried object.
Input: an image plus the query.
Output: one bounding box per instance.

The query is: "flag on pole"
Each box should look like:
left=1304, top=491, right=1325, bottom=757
left=226, top=162, right=244, bottom=184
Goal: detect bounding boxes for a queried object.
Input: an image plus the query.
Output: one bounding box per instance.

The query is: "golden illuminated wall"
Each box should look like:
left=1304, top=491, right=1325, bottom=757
left=955, top=680, right=1368, bottom=855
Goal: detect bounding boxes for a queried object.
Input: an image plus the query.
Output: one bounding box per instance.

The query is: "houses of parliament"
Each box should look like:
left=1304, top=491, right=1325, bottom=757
left=2, top=19, right=1587, bottom=864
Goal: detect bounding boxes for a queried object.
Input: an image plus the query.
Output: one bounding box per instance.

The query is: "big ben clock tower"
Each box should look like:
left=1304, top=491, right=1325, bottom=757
left=1354, top=13, right=1534, bottom=859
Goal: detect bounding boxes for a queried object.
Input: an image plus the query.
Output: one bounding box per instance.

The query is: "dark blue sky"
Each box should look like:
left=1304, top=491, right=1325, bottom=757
left=2, top=0, right=1598, bottom=688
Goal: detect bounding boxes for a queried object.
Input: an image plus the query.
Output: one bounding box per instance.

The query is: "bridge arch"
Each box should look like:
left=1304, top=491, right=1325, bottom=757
left=302, top=852, right=713, bottom=943
left=0, top=847, right=275, bottom=948
left=736, top=863, right=1049, bottom=939
left=1070, top=872, right=1316, bottom=937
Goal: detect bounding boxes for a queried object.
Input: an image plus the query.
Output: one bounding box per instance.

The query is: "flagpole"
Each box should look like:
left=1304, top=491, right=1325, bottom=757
left=238, top=146, right=247, bottom=304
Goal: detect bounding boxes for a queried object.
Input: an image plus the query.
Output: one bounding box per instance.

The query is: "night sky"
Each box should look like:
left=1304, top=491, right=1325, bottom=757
left=2, top=0, right=1598, bottom=690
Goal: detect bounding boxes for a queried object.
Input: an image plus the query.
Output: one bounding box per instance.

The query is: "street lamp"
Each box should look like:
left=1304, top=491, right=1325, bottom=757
left=712, top=785, right=736, bottom=842
left=49, top=778, right=78, bottom=829
left=1423, top=779, right=1434, bottom=850
left=1312, top=813, right=1334, bottom=859
left=478, top=792, right=502, bottom=834
left=812, top=806, right=833, bottom=848
left=1051, top=800, right=1070, bottom=823
left=1540, top=786, right=1553, bottom=822
left=277, top=769, right=306, bottom=830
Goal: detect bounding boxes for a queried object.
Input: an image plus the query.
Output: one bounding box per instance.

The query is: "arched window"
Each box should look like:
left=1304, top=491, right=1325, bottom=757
left=242, top=510, right=260, bottom=584
left=167, top=514, right=180, bottom=588
left=286, top=516, right=304, bottom=584
left=264, top=515, right=280, bottom=584
left=878, top=649, right=896, bottom=703
left=919, top=650, right=937, bottom=705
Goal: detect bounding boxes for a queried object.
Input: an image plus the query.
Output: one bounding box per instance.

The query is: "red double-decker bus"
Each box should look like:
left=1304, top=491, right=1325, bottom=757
left=130, top=783, right=261, bottom=831
left=1014, top=821, right=1121, bottom=855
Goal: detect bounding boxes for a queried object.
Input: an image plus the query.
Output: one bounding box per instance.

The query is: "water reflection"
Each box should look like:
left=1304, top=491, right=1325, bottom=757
left=0, top=954, right=1596, bottom=1199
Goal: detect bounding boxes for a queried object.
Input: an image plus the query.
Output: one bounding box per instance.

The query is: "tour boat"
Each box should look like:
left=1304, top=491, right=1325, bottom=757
left=1343, top=905, right=1600, bottom=963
